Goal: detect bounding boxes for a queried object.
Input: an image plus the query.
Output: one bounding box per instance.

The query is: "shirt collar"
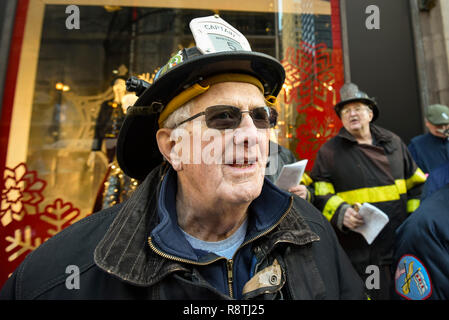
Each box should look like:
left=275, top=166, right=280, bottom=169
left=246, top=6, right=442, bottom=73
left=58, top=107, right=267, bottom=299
left=338, top=123, right=393, bottom=144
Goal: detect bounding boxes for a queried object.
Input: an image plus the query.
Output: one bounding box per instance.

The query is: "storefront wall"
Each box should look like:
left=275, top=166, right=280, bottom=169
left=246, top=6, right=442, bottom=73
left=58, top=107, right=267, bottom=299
left=343, top=0, right=423, bottom=144
left=0, top=0, right=343, bottom=286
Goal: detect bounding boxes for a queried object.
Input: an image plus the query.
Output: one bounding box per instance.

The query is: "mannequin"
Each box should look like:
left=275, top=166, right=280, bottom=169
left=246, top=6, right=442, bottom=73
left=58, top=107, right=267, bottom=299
left=88, top=76, right=138, bottom=212
left=89, top=77, right=127, bottom=161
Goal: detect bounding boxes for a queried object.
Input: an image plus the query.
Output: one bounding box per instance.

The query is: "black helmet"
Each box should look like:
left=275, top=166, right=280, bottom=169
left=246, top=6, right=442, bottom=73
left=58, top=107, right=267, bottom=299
left=334, top=82, right=378, bottom=121
left=117, top=15, right=285, bottom=180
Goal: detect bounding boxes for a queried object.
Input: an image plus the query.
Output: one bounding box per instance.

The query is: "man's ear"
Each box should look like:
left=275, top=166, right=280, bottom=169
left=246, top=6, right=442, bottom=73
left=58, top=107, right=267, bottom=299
left=156, top=128, right=182, bottom=171
left=368, top=108, right=374, bottom=122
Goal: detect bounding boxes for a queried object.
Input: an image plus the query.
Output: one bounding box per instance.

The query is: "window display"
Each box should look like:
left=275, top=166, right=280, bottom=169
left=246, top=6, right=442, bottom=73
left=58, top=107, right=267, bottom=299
left=0, top=0, right=343, bottom=286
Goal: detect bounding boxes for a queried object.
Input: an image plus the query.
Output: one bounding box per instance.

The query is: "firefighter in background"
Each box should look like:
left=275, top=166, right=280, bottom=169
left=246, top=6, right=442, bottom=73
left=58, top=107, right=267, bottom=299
left=408, top=104, right=449, bottom=174
left=310, top=82, right=426, bottom=300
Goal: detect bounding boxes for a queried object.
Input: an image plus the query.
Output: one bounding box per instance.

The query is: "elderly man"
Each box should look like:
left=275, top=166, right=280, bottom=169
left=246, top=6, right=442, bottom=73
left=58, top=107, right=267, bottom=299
left=310, top=83, right=426, bottom=300
left=0, top=16, right=364, bottom=300
left=408, top=104, right=449, bottom=174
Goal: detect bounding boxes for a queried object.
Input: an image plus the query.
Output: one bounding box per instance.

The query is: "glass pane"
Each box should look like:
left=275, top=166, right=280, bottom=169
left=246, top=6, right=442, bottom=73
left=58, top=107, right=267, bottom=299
left=276, top=0, right=343, bottom=168
left=0, top=0, right=343, bottom=285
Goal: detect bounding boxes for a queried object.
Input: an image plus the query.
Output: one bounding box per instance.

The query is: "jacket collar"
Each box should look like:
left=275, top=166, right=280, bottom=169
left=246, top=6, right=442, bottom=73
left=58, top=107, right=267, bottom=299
left=94, top=163, right=319, bottom=287
left=150, top=166, right=295, bottom=262
left=338, top=124, right=396, bottom=152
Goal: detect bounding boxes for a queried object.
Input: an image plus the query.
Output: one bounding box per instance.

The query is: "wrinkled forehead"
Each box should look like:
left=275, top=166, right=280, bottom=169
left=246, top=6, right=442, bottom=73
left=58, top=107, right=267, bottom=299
left=341, top=101, right=371, bottom=110
left=192, top=82, right=266, bottom=113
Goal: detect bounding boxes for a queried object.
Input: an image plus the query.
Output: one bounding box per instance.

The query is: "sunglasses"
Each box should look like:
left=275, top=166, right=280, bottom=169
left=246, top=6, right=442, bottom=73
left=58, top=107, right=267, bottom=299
left=175, top=105, right=278, bottom=129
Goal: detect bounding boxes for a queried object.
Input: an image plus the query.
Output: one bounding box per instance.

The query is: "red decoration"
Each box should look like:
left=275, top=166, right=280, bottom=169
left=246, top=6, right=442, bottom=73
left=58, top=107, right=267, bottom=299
left=1, top=163, right=46, bottom=227
left=41, top=199, right=80, bottom=237
left=0, top=163, right=84, bottom=288
left=0, top=0, right=30, bottom=187
left=280, top=0, right=344, bottom=171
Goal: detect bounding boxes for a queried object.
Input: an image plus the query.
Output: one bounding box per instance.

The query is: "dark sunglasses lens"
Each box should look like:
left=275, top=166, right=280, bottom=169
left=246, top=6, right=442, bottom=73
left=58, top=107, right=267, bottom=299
left=251, top=107, right=278, bottom=128
left=205, top=106, right=241, bottom=129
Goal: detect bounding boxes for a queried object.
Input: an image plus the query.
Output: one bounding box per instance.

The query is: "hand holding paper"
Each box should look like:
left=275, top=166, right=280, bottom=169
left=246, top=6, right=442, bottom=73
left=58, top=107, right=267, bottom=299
left=275, top=159, right=308, bottom=191
left=353, top=203, right=389, bottom=245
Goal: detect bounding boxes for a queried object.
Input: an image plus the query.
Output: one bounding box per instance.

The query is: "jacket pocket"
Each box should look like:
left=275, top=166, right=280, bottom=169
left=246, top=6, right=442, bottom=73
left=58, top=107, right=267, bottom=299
left=242, top=259, right=285, bottom=300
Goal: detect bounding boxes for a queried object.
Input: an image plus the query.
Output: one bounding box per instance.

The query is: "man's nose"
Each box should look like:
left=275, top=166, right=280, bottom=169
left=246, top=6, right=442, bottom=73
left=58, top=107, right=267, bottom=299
left=233, top=113, right=259, bottom=147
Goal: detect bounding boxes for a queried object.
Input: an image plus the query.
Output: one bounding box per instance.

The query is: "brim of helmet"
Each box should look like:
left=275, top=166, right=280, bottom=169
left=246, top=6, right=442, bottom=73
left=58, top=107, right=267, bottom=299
left=427, top=119, right=449, bottom=126
left=334, top=98, right=379, bottom=122
left=117, top=50, right=285, bottom=180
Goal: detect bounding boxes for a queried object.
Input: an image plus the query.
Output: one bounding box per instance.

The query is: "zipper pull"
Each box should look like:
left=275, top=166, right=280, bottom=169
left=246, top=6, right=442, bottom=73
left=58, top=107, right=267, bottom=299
left=227, top=259, right=234, bottom=298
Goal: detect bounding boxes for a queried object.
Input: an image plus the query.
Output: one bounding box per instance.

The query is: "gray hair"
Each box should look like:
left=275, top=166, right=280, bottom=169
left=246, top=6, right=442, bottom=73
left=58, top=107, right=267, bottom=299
left=161, top=100, right=194, bottom=129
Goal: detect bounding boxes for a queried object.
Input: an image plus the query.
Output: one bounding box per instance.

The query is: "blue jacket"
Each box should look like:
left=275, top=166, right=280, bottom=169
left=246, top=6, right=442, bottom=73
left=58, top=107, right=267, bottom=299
left=408, top=133, right=449, bottom=174
left=393, top=184, right=449, bottom=300
left=421, top=161, right=449, bottom=201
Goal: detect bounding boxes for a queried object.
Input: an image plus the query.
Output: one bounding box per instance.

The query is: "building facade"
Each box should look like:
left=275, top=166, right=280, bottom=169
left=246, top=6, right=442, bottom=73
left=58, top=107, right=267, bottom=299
left=0, top=0, right=446, bottom=288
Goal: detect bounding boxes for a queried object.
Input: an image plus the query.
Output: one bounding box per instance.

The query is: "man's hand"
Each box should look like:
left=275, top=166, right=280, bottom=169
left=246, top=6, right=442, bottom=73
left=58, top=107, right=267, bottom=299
left=343, top=207, right=365, bottom=230
left=288, top=185, right=309, bottom=200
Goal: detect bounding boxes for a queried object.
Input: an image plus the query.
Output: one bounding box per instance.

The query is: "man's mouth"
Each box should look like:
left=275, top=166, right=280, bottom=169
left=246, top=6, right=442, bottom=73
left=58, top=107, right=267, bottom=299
left=227, top=158, right=257, bottom=168
left=437, top=128, right=449, bottom=137
left=229, top=163, right=255, bottom=168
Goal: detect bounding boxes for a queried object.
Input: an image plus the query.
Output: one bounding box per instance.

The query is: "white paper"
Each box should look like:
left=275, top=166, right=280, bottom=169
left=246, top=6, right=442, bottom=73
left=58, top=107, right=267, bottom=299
left=275, top=159, right=308, bottom=191
left=353, top=203, right=389, bottom=245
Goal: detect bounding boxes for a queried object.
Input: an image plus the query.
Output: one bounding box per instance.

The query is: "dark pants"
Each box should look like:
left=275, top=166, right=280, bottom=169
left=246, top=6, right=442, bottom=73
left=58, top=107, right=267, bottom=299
left=359, top=264, right=393, bottom=300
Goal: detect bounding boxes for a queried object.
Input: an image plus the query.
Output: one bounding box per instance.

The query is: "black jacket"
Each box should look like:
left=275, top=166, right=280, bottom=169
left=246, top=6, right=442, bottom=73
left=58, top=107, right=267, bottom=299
left=0, top=164, right=365, bottom=300
left=310, top=124, right=426, bottom=272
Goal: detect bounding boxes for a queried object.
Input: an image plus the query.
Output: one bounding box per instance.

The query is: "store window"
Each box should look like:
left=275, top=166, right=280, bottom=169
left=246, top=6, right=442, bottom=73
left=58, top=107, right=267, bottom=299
left=0, top=0, right=343, bottom=285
